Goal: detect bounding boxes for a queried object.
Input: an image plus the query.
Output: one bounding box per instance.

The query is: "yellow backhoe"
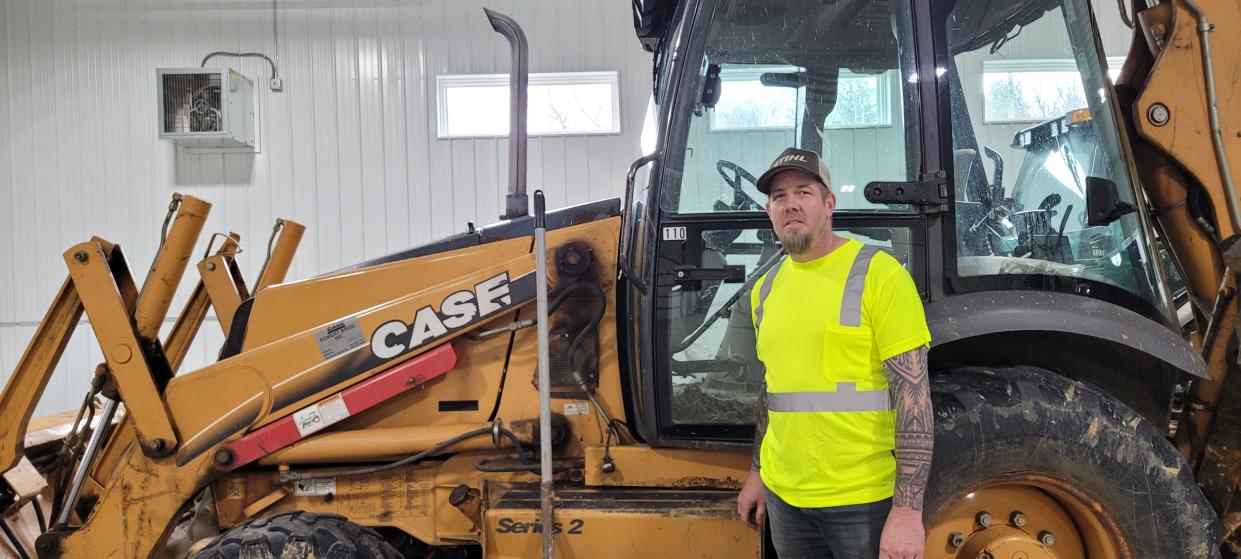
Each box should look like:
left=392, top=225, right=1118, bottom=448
left=0, top=0, right=1238, bottom=557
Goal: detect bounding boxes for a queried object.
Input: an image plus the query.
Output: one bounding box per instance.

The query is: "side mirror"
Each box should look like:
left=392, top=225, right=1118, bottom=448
left=1086, top=176, right=1137, bottom=227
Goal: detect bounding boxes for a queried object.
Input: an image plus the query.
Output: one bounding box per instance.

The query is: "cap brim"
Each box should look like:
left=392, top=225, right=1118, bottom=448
left=756, top=164, right=811, bottom=194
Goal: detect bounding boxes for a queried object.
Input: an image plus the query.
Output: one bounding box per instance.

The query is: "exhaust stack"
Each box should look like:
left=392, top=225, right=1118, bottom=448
left=486, top=8, right=530, bottom=220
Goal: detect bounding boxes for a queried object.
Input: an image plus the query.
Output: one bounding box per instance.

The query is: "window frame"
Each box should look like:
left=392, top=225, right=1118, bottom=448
left=435, top=71, right=622, bottom=139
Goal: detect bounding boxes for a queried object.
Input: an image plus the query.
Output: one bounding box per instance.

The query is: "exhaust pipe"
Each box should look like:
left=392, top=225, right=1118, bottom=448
left=486, top=8, right=529, bottom=220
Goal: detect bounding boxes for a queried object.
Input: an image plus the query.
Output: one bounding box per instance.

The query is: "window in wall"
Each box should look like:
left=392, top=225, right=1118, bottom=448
left=982, top=57, right=1125, bottom=123
left=436, top=71, right=621, bottom=138
left=824, top=71, right=890, bottom=129
left=710, top=67, right=892, bottom=131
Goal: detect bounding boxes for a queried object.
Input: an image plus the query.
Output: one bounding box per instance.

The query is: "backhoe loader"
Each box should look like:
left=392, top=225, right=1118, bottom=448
left=0, top=0, right=1239, bottom=557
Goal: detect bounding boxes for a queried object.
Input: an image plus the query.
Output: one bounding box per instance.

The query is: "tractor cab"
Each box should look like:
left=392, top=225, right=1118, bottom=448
left=622, top=0, right=1181, bottom=447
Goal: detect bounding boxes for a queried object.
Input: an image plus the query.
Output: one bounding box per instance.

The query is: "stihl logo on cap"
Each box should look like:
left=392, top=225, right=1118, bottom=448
left=775, top=154, right=809, bottom=166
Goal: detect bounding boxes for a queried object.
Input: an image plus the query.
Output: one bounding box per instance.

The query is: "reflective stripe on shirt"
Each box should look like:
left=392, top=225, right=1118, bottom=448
left=768, top=382, right=891, bottom=412
left=839, top=245, right=879, bottom=327
left=753, top=255, right=786, bottom=332
left=754, top=244, right=880, bottom=332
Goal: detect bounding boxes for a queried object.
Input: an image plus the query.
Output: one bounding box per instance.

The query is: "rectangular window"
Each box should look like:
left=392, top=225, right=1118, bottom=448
left=436, top=71, right=621, bottom=138
left=710, top=67, right=892, bottom=131
left=982, top=57, right=1125, bottom=123
left=823, top=72, right=889, bottom=129
left=710, top=66, right=799, bottom=130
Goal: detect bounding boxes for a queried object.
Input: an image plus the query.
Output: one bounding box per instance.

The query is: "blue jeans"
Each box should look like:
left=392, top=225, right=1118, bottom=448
left=764, top=487, right=891, bottom=559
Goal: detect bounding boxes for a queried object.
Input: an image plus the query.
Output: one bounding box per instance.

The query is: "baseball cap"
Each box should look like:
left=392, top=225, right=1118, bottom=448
left=755, top=147, right=832, bottom=195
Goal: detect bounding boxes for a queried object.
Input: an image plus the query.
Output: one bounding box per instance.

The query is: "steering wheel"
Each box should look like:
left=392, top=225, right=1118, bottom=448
left=1038, top=193, right=1063, bottom=213
left=715, top=160, right=764, bottom=212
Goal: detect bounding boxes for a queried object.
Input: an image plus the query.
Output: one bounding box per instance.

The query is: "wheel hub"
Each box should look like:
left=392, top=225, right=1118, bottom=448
left=927, top=475, right=1128, bottom=559
left=959, top=525, right=1055, bottom=559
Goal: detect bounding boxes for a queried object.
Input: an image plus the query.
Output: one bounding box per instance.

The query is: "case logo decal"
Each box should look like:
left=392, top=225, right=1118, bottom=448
left=370, top=272, right=512, bottom=359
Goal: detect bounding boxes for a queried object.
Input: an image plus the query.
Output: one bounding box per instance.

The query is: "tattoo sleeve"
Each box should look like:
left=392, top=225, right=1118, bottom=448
left=752, top=381, right=768, bottom=471
left=883, top=346, right=932, bottom=511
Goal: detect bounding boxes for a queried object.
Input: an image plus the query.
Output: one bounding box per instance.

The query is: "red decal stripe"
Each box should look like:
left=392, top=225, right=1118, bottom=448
left=216, top=344, right=457, bottom=471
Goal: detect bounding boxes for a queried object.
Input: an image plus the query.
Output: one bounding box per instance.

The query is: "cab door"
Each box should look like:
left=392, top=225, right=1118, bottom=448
left=625, top=0, right=943, bottom=446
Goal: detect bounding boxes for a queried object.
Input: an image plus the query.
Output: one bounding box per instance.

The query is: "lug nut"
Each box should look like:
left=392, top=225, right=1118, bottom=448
left=73, top=251, right=88, bottom=263
left=976, top=511, right=992, bottom=528
left=948, top=532, right=965, bottom=548
left=1039, top=530, right=1056, bottom=546
left=1011, top=511, right=1027, bottom=527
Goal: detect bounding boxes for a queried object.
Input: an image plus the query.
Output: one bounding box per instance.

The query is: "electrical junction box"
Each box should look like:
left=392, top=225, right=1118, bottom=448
left=157, top=67, right=255, bottom=148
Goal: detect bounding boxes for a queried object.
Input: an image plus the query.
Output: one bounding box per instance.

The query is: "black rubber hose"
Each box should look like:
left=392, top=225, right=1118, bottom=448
left=280, top=426, right=495, bottom=482
left=32, top=499, right=46, bottom=535
left=548, top=281, right=601, bottom=315
left=496, top=426, right=533, bottom=465
left=561, top=283, right=607, bottom=369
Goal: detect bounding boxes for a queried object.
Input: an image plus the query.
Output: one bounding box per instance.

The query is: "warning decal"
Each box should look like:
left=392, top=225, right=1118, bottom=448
left=292, top=394, right=352, bottom=438
left=340, top=468, right=434, bottom=518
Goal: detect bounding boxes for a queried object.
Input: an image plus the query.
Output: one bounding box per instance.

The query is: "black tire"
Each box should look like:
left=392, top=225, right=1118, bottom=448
left=194, top=511, right=401, bottom=559
left=928, top=365, right=1220, bottom=559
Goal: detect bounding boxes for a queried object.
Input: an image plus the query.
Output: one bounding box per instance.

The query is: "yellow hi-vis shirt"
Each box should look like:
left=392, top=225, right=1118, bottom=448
left=751, top=238, right=931, bottom=508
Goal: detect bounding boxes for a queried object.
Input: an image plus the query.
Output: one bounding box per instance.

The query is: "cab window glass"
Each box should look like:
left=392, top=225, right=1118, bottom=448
left=946, top=1, right=1165, bottom=312
left=659, top=0, right=922, bottom=215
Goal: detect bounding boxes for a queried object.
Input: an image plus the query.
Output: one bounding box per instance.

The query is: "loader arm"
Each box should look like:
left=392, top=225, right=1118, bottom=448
left=1120, top=0, right=1241, bottom=518
left=32, top=199, right=624, bottom=557
left=81, top=222, right=306, bottom=511
left=0, top=196, right=210, bottom=475
left=0, top=196, right=307, bottom=556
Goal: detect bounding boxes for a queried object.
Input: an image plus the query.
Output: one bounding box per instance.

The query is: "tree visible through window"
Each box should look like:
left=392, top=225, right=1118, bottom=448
left=711, top=67, right=892, bottom=131
left=983, top=69, right=1087, bottom=123
left=437, top=72, right=621, bottom=138
left=824, top=75, right=882, bottom=128
left=982, top=58, right=1124, bottom=123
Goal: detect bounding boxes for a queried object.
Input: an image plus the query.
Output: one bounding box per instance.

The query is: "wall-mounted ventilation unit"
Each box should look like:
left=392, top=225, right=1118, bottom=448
left=158, top=68, right=254, bottom=148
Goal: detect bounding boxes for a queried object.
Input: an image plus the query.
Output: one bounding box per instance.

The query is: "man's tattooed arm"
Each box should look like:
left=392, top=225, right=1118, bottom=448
left=883, top=346, right=933, bottom=511
left=752, top=381, right=768, bottom=471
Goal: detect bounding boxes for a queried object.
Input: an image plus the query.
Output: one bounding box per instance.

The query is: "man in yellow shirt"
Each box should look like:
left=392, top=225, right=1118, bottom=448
left=736, top=148, right=932, bottom=559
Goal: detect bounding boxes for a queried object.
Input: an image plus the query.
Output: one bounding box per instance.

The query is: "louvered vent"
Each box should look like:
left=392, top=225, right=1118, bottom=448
left=157, top=68, right=255, bottom=148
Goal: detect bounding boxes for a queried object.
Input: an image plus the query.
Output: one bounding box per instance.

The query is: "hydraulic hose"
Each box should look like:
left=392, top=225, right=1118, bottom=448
left=279, top=426, right=495, bottom=482
left=1178, top=0, right=1240, bottom=233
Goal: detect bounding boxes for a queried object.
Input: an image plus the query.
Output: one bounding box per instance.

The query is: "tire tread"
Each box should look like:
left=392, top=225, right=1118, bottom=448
left=194, top=511, right=400, bottom=559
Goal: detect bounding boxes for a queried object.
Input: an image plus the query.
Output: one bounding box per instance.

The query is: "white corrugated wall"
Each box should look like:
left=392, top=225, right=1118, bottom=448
left=0, top=0, right=654, bottom=415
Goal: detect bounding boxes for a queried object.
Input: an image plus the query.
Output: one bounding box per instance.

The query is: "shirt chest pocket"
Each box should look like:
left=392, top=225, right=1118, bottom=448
left=822, top=324, right=878, bottom=387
